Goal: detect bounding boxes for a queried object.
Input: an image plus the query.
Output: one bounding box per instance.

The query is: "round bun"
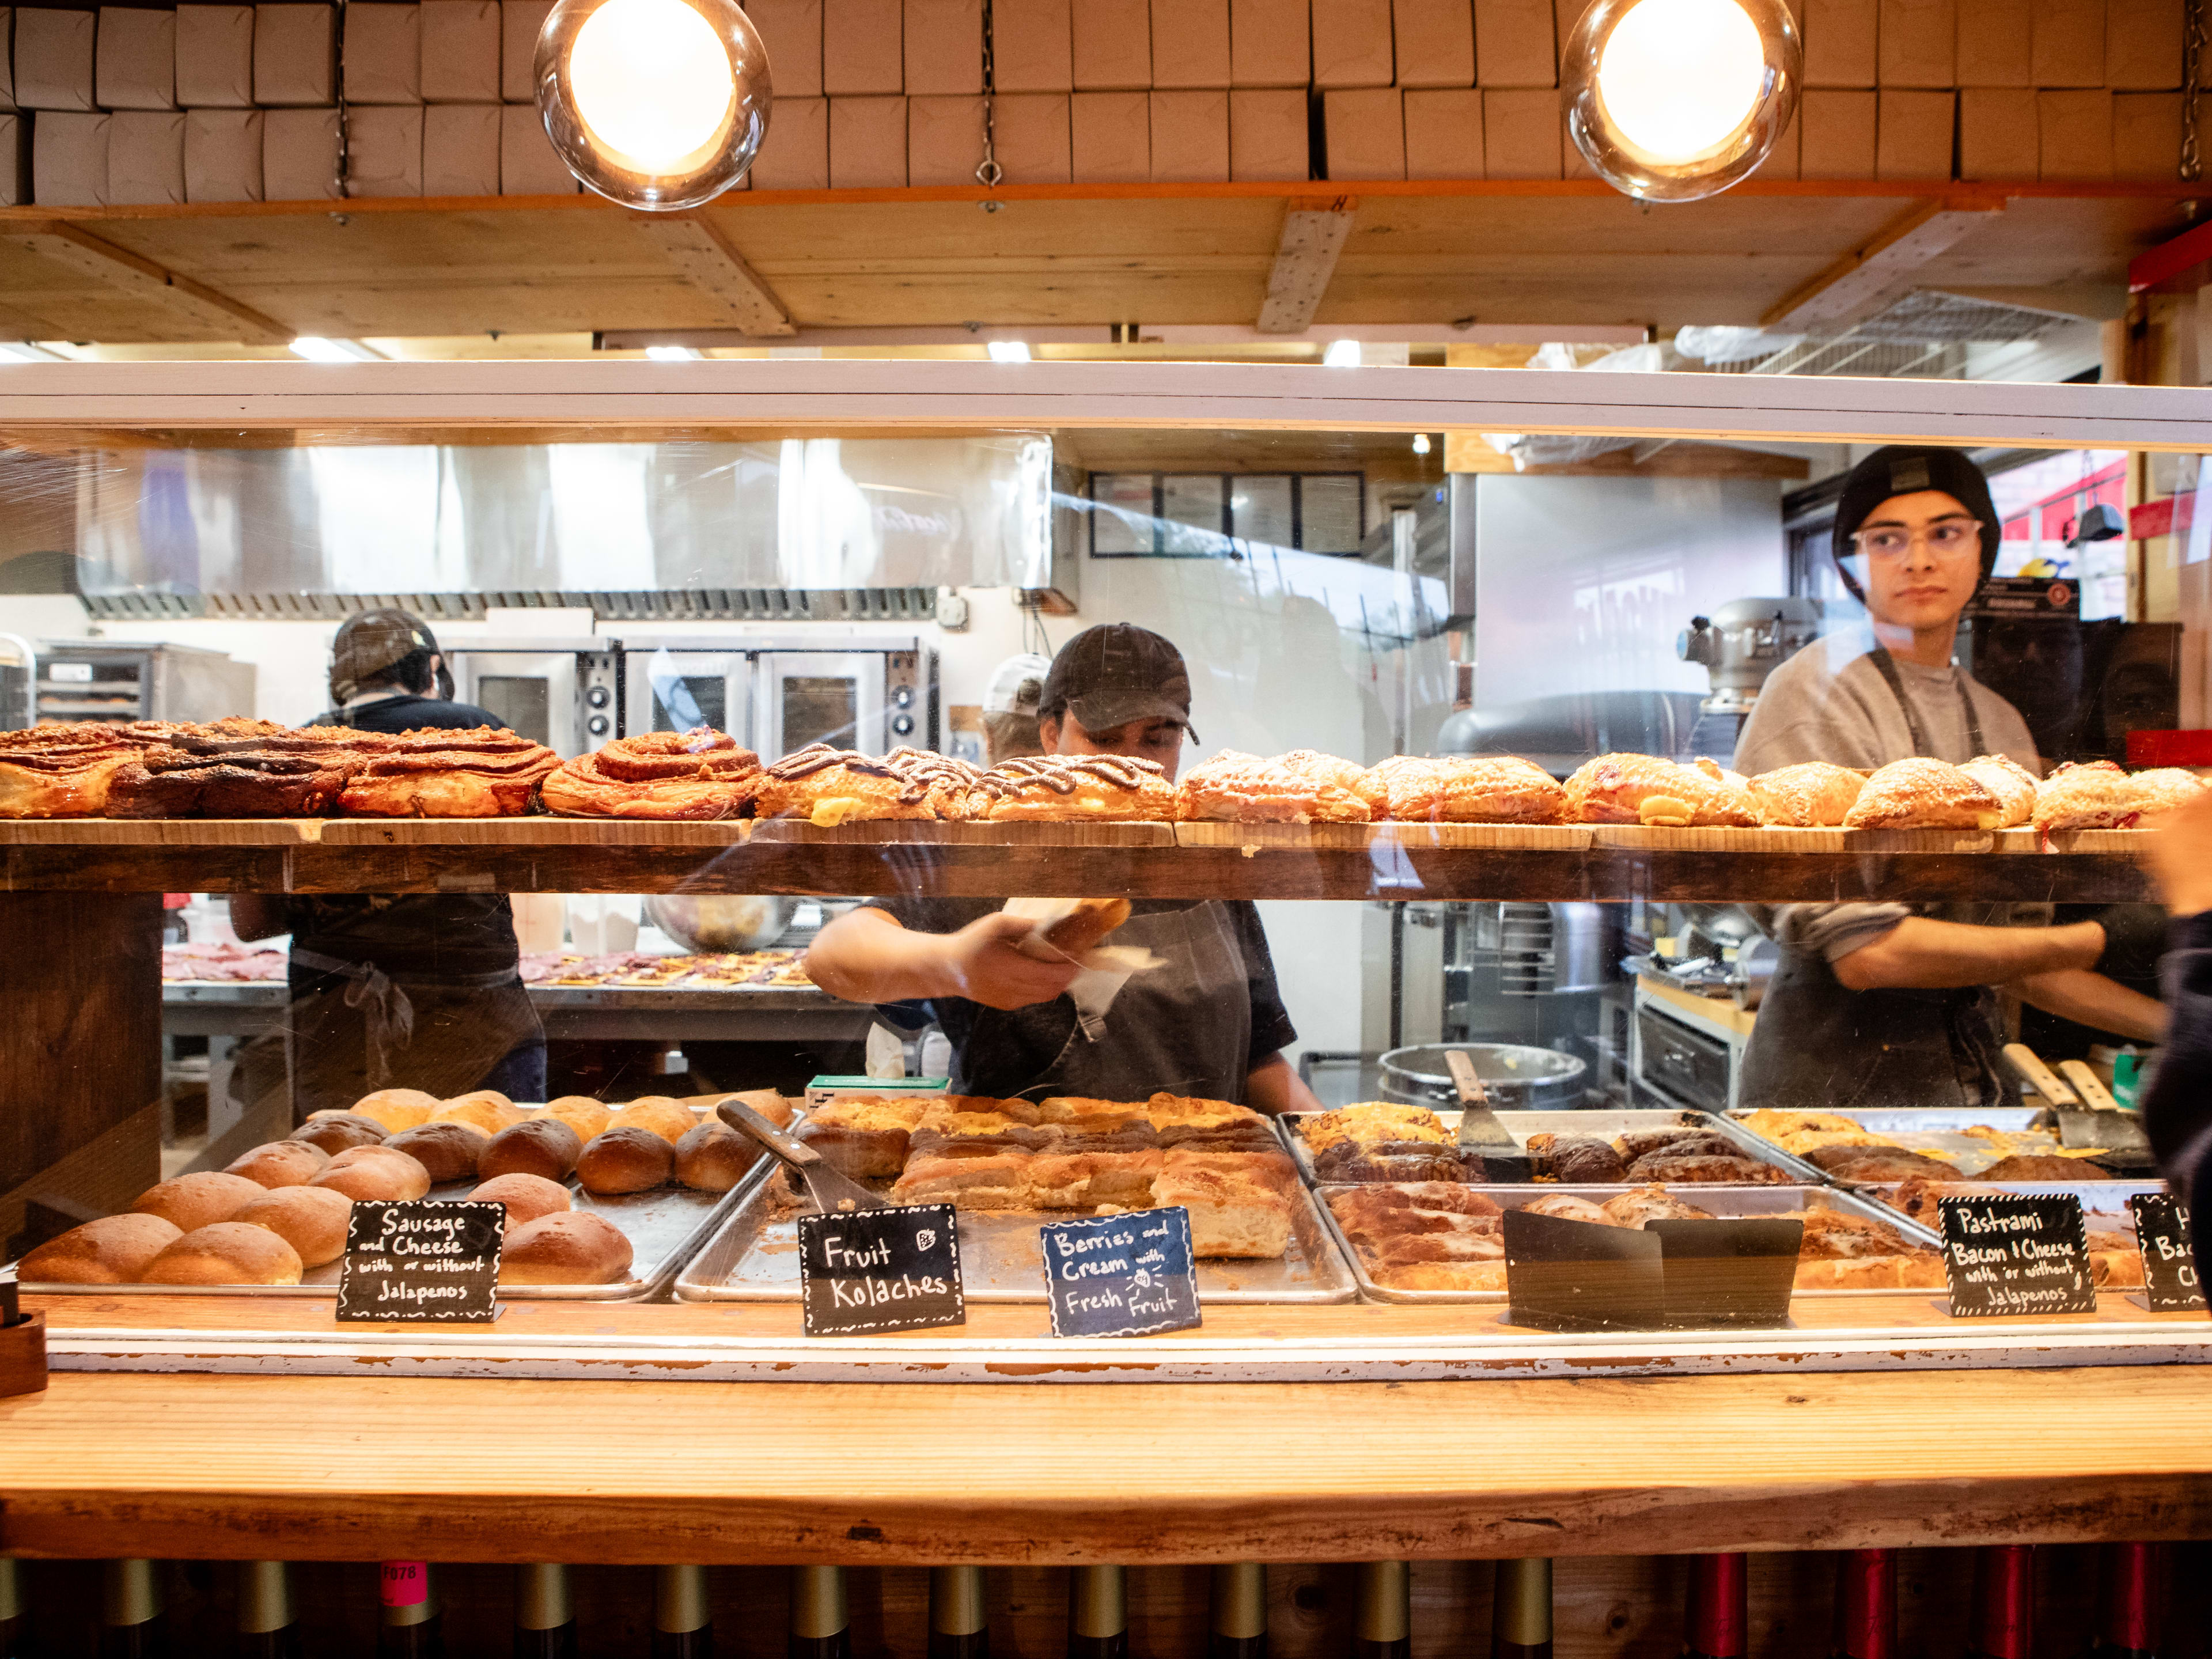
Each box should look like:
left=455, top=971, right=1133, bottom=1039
left=704, top=1089, right=797, bottom=1131
left=224, top=1139, right=330, bottom=1190
left=290, top=1113, right=388, bottom=1154
left=499, top=1211, right=633, bottom=1286
left=348, top=1088, right=440, bottom=1134
left=479, top=1118, right=583, bottom=1182
left=575, top=1126, right=676, bottom=1194
left=608, top=1096, right=698, bottom=1146
left=538, top=1096, right=613, bottom=1143
left=233, top=1185, right=353, bottom=1268
left=310, top=1145, right=433, bottom=1202
left=468, top=1172, right=571, bottom=1228
left=429, top=1093, right=521, bottom=1135
left=142, top=1222, right=304, bottom=1286
left=18, top=1214, right=182, bottom=1283
left=382, top=1120, right=489, bottom=1183
left=675, top=1122, right=758, bottom=1193
left=130, top=1171, right=268, bottom=1233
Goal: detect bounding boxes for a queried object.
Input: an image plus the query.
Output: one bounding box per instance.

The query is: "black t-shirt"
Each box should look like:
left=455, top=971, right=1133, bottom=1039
left=284, top=692, right=519, bottom=981
left=2017, top=902, right=2166, bottom=1060
left=861, top=896, right=1296, bottom=1100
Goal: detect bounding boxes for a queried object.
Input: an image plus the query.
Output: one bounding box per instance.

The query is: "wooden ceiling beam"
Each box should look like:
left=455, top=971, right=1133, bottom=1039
left=635, top=215, right=797, bottom=336
left=1761, top=199, right=2008, bottom=333
left=9, top=222, right=289, bottom=344
left=1255, top=196, right=1358, bottom=335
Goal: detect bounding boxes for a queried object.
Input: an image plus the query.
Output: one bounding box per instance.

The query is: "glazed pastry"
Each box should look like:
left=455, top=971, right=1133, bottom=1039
left=540, top=727, right=762, bottom=820
left=1150, top=1161, right=1294, bottom=1257
left=1369, top=755, right=1567, bottom=824
left=1175, top=749, right=1372, bottom=823
left=106, top=724, right=389, bottom=817
left=1747, top=762, right=1865, bottom=827
left=336, top=727, right=560, bottom=817
left=1623, top=1152, right=1788, bottom=1184
left=2131, top=767, right=2209, bottom=818
left=1600, top=1186, right=1715, bottom=1228
left=1524, top=1132, right=1627, bottom=1184
left=1563, top=753, right=1760, bottom=827
left=1281, top=750, right=1389, bottom=816
left=749, top=743, right=976, bottom=824
left=1976, top=1153, right=2112, bottom=1180
left=1843, top=758, right=2003, bottom=831
left=2035, top=760, right=2207, bottom=832
left=1960, top=753, right=2039, bottom=828
left=970, top=753, right=1179, bottom=821
left=0, top=719, right=195, bottom=817
left=1520, top=1194, right=1612, bottom=1224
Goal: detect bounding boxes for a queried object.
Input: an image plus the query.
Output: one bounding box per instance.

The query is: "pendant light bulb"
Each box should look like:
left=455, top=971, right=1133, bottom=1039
left=1563, top=0, right=1798, bottom=202
left=536, top=0, right=771, bottom=209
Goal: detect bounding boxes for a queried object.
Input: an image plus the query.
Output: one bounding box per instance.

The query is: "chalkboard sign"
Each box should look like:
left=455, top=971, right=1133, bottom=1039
left=335, top=1200, right=504, bottom=1324
left=2128, top=1192, right=2206, bottom=1314
left=1938, top=1194, right=2094, bottom=1318
left=1041, top=1207, right=1201, bottom=1338
left=797, top=1203, right=965, bottom=1336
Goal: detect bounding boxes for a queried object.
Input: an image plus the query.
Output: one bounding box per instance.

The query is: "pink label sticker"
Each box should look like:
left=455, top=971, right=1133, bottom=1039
left=380, top=1562, right=429, bottom=1608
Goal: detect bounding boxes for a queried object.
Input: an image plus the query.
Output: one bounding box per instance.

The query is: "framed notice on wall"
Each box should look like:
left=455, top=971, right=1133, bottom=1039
left=1088, top=472, right=1366, bottom=558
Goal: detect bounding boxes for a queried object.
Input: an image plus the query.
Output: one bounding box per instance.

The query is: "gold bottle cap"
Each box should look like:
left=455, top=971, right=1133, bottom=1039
left=1493, top=1558, right=1553, bottom=1650
left=103, top=1560, right=162, bottom=1629
left=791, top=1566, right=848, bottom=1640
left=238, top=1563, right=294, bottom=1636
left=657, top=1565, right=711, bottom=1635
left=932, top=1566, right=987, bottom=1638
left=516, top=1565, right=573, bottom=1632
left=1355, top=1562, right=1408, bottom=1645
left=1070, top=1566, right=1127, bottom=1639
left=1211, top=1564, right=1267, bottom=1641
left=0, top=1557, right=22, bottom=1624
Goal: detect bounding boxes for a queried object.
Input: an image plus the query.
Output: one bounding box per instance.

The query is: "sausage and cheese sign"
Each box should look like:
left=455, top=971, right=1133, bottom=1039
left=336, top=1200, right=504, bottom=1324
left=1041, top=1207, right=1202, bottom=1338
left=797, top=1203, right=965, bottom=1336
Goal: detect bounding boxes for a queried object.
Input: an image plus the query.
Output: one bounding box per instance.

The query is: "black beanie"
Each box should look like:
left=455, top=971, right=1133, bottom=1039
left=1830, top=445, right=2001, bottom=603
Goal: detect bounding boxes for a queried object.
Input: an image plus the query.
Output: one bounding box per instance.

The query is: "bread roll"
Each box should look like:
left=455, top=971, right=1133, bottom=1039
left=1043, top=896, right=1132, bottom=957
left=700, top=1088, right=796, bottom=1131
left=427, top=1096, right=516, bottom=1135
left=349, top=1087, right=439, bottom=1134
left=17, top=1214, right=181, bottom=1283
left=290, top=1112, right=388, bottom=1154
left=468, top=1172, right=571, bottom=1228
left=383, top=1120, right=490, bottom=1183
left=225, top=1139, right=330, bottom=1189
left=675, top=1122, right=759, bottom=1192
left=130, top=1171, right=268, bottom=1233
left=233, top=1185, right=353, bottom=1268
left=575, top=1126, right=676, bottom=1194
left=539, top=1095, right=613, bottom=1142
left=311, top=1145, right=433, bottom=1202
left=440, top=1089, right=523, bottom=1132
left=479, top=1118, right=583, bottom=1181
left=607, top=1096, right=696, bottom=1146
left=499, top=1211, right=633, bottom=1286
left=142, top=1221, right=304, bottom=1286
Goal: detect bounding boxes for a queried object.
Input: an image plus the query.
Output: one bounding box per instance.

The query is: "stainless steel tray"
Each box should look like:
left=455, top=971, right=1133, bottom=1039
left=1278, top=1108, right=1828, bottom=1185
left=1315, top=1182, right=1942, bottom=1306
left=1857, top=1178, right=2168, bottom=1235
left=1725, top=1107, right=2111, bottom=1180
left=674, top=1177, right=1359, bottom=1304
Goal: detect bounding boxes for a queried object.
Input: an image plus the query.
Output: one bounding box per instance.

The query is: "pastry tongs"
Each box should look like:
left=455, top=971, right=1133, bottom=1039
left=716, top=1098, right=889, bottom=1213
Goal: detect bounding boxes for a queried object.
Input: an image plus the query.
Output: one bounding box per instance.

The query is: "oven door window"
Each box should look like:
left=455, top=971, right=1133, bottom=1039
left=476, top=676, right=552, bottom=748
left=780, top=676, right=859, bottom=751
left=652, top=675, right=729, bottom=734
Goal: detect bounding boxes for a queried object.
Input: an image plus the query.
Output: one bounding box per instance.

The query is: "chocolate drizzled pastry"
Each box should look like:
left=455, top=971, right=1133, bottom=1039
left=107, top=724, right=393, bottom=817
left=1524, top=1131, right=1628, bottom=1183
left=971, top=752, right=1179, bottom=821
left=751, top=742, right=978, bottom=821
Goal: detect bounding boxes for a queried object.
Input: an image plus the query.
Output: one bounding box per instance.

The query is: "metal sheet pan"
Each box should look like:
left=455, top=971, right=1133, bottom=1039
left=1316, top=1182, right=1942, bottom=1306
left=1724, top=1107, right=2112, bottom=1180
left=674, top=1177, right=1359, bottom=1305
left=1278, top=1108, right=1828, bottom=1185
left=1856, top=1179, right=2168, bottom=1234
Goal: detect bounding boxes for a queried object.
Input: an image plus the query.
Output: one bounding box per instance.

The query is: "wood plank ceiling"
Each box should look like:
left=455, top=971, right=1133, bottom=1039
left=0, top=182, right=2192, bottom=347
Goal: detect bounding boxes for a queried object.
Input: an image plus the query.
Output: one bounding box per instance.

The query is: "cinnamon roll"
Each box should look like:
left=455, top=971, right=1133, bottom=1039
left=336, top=728, right=560, bottom=817
left=0, top=718, right=203, bottom=817
left=541, top=727, right=762, bottom=820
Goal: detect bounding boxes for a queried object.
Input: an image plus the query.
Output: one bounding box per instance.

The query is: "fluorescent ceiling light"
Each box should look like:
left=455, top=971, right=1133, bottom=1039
left=290, top=337, right=384, bottom=363
left=645, top=344, right=702, bottom=361
left=1322, top=339, right=1362, bottom=367
left=1411, top=433, right=1432, bottom=454
left=986, top=340, right=1033, bottom=362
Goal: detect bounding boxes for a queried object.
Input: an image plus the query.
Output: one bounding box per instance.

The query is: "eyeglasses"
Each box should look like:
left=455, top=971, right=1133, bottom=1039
left=1850, top=519, right=1984, bottom=560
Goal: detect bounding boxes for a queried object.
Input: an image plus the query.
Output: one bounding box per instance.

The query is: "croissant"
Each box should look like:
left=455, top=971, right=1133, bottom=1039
left=1843, top=758, right=2003, bottom=831
left=1747, top=761, right=1865, bottom=827
left=1562, top=753, right=1759, bottom=827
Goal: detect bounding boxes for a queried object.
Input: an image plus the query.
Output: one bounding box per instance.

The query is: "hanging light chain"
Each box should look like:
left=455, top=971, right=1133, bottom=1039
left=975, top=0, right=1003, bottom=188
left=334, top=0, right=353, bottom=198
left=2186, top=0, right=2205, bottom=181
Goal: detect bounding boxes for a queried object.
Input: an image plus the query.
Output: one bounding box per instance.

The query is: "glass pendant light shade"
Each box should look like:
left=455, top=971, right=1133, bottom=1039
left=535, top=0, right=772, bottom=209
left=1563, top=0, right=1799, bottom=202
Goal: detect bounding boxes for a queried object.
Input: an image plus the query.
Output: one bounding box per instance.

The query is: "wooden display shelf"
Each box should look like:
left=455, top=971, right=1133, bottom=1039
left=0, top=836, right=2155, bottom=902
left=7, top=1290, right=2212, bottom=1564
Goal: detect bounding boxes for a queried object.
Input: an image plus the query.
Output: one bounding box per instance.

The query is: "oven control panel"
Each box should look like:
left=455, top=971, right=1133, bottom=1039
left=582, top=652, right=621, bottom=740
left=885, top=649, right=935, bottom=748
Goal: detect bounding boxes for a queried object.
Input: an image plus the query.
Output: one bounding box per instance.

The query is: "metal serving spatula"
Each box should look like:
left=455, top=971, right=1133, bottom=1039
left=1448, top=1048, right=1531, bottom=1183
left=717, top=1097, right=889, bottom=1214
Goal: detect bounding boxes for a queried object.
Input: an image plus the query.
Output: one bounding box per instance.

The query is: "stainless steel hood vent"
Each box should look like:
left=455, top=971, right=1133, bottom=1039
left=79, top=588, right=940, bottom=622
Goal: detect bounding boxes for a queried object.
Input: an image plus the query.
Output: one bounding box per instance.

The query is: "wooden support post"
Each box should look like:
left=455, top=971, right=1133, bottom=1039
left=634, top=215, right=798, bottom=336
left=1255, top=196, right=1358, bottom=336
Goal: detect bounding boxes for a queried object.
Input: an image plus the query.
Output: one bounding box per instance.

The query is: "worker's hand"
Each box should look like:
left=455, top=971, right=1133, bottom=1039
left=2146, top=787, right=2212, bottom=917
left=938, top=912, right=1084, bottom=1010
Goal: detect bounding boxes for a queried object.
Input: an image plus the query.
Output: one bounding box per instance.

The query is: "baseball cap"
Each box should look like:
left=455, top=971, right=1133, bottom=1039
left=983, top=652, right=1053, bottom=717
left=1040, top=623, right=1196, bottom=739
left=1831, top=446, right=2001, bottom=602
left=331, top=608, right=438, bottom=704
